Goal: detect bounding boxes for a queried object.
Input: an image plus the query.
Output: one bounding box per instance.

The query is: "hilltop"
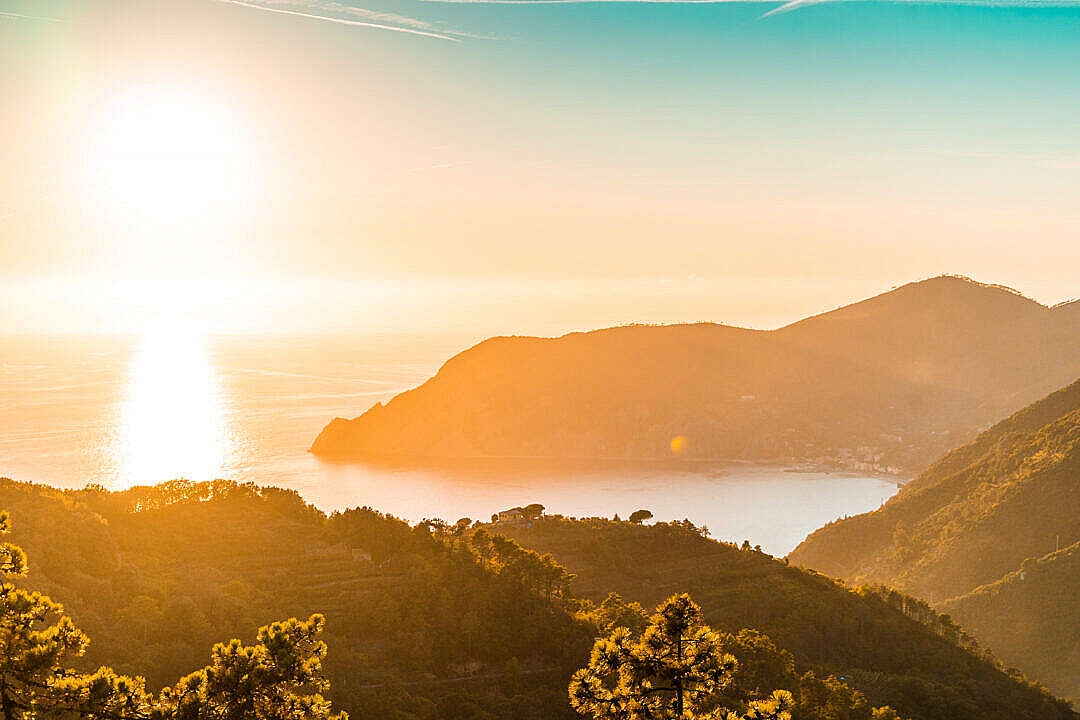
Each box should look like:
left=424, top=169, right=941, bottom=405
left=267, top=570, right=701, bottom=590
left=312, top=275, right=1080, bottom=473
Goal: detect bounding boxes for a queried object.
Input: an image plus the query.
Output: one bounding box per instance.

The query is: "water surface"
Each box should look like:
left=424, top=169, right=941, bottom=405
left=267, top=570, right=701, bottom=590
left=1, top=333, right=897, bottom=555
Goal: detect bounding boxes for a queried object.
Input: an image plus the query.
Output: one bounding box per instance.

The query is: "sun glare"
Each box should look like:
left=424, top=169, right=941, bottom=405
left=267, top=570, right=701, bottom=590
left=117, top=323, right=229, bottom=489
left=82, top=86, right=260, bottom=230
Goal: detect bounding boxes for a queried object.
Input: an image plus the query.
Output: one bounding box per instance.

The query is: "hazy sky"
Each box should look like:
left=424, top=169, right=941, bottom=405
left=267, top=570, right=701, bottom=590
left=2, top=0, right=1079, bottom=334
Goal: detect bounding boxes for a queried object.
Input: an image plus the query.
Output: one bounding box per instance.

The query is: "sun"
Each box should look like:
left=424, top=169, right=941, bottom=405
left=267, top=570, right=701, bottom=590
left=81, top=85, right=260, bottom=230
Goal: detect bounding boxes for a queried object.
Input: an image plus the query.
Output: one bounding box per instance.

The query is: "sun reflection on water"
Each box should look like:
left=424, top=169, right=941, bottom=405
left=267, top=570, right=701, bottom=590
left=116, top=324, right=228, bottom=489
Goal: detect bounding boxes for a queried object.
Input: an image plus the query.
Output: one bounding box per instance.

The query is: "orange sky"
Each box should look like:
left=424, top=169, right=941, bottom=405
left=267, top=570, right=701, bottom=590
left=2, top=0, right=1078, bottom=335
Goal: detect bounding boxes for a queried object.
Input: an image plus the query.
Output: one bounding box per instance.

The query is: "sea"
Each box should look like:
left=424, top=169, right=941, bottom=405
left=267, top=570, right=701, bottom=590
left=0, top=332, right=898, bottom=556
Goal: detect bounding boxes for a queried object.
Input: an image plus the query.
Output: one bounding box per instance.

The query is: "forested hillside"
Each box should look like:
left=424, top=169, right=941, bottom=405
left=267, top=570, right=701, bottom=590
left=312, top=276, right=1080, bottom=473
left=2, top=476, right=1073, bottom=720
left=0, top=478, right=590, bottom=720
left=789, top=378, right=1080, bottom=699
left=486, top=515, right=1071, bottom=720
left=942, top=540, right=1080, bottom=701
left=789, top=377, right=1080, bottom=597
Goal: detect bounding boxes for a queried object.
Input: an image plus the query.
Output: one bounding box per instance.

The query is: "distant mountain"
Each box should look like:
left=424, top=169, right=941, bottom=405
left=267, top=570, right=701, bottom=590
left=789, top=378, right=1080, bottom=698
left=312, top=276, right=1080, bottom=473
left=488, top=515, right=1073, bottom=720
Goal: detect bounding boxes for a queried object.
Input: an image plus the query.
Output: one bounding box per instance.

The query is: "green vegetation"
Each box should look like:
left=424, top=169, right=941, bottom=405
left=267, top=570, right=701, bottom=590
left=0, top=508, right=101, bottom=720
left=941, top=539, right=1080, bottom=701
left=570, top=594, right=796, bottom=720
left=0, top=478, right=591, bottom=720
left=0, top=506, right=346, bottom=720
left=790, top=377, right=1080, bottom=596
left=489, top=514, right=1073, bottom=720
left=311, top=276, right=1080, bottom=473
left=1, top=476, right=1074, bottom=719
left=789, top=378, right=1080, bottom=698
left=568, top=593, right=901, bottom=720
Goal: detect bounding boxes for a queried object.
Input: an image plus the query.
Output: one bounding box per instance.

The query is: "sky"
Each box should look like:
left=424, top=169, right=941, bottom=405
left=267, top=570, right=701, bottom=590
left=2, top=0, right=1079, bottom=335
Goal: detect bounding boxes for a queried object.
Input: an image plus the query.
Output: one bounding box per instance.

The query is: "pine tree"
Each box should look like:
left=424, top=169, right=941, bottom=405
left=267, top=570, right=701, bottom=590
left=160, top=614, right=345, bottom=720
left=569, top=593, right=792, bottom=720
left=0, top=509, right=151, bottom=720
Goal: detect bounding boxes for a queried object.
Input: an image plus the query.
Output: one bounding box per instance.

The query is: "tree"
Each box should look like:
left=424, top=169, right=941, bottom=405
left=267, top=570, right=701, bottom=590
left=159, top=614, right=345, bottom=720
left=581, top=593, right=648, bottom=636
left=629, top=510, right=653, bottom=525
left=0, top=509, right=147, bottom=720
left=419, top=518, right=449, bottom=535
left=57, top=615, right=348, bottom=720
left=569, top=593, right=792, bottom=720
left=0, top=510, right=347, bottom=720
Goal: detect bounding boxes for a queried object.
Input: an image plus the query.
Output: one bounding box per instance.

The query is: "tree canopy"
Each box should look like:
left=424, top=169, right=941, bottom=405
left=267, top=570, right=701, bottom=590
left=569, top=594, right=793, bottom=720
left=0, top=508, right=346, bottom=720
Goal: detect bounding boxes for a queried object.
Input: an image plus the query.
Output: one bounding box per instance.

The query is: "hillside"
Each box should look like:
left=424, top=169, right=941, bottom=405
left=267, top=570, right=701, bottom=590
left=311, top=275, right=1080, bottom=473
left=789, top=378, right=1080, bottom=698
left=0, top=477, right=592, bottom=720
left=2, top=476, right=908, bottom=720
left=942, top=540, right=1080, bottom=701
left=2, top=476, right=1074, bottom=720
left=487, top=515, right=1072, bottom=720
left=789, top=378, right=1080, bottom=597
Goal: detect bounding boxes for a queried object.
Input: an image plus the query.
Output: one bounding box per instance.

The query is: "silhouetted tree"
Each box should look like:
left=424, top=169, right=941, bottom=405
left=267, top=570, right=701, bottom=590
left=629, top=510, right=653, bottom=524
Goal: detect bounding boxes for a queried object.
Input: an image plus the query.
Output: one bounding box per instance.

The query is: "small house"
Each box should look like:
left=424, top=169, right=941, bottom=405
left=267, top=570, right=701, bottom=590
left=497, top=509, right=525, bottom=525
